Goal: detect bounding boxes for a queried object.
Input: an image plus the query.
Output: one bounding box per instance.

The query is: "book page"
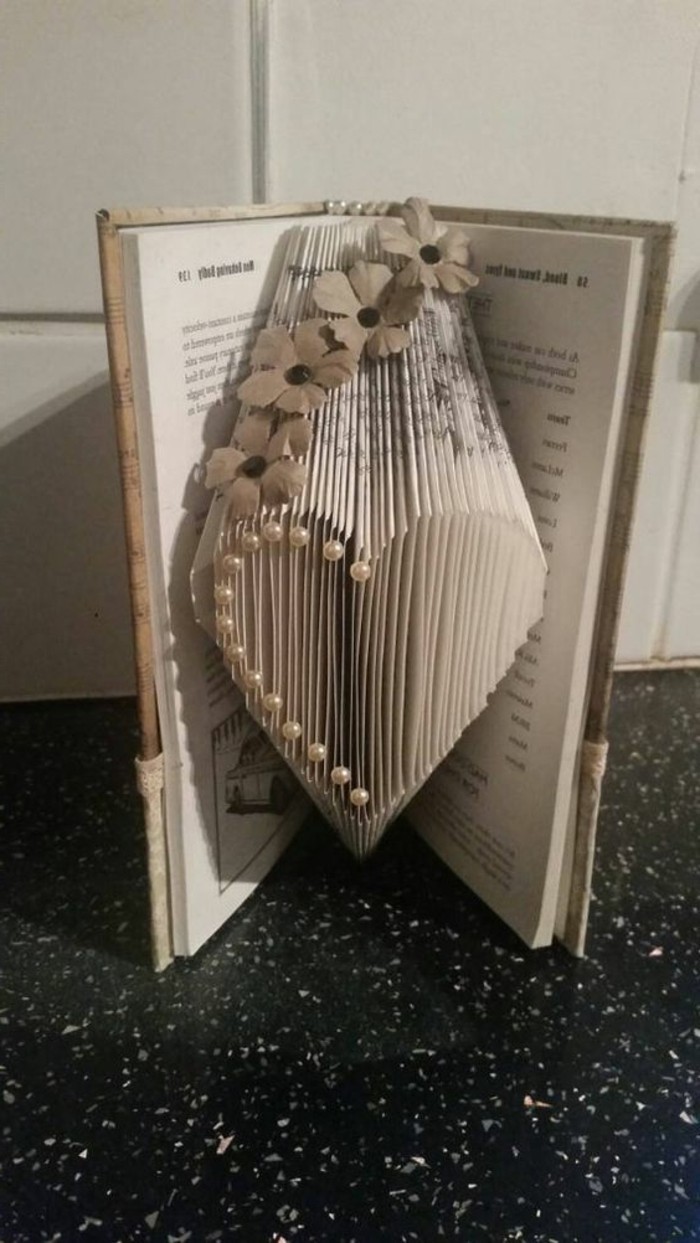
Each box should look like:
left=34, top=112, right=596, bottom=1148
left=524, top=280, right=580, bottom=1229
left=408, top=225, right=646, bottom=947
left=122, top=217, right=325, bottom=955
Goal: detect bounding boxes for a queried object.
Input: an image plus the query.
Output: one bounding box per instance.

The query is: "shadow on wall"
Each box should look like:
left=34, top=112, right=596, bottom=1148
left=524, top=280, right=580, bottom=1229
left=0, top=376, right=135, bottom=701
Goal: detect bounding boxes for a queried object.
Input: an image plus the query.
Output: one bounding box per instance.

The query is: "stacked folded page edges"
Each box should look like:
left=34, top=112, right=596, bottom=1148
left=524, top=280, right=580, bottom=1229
left=195, top=198, right=547, bottom=859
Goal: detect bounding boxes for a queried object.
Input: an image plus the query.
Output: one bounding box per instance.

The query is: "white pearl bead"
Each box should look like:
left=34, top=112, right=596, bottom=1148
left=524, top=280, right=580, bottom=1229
left=281, top=720, right=302, bottom=741
left=216, top=615, right=235, bottom=633
left=347, top=200, right=364, bottom=216
left=222, top=553, right=243, bottom=574
left=331, top=766, right=351, bottom=786
left=215, top=583, right=234, bottom=604
left=323, top=539, right=344, bottom=562
left=307, top=742, right=326, bottom=763
left=350, top=561, right=372, bottom=582
left=243, top=669, right=262, bottom=690
left=350, top=787, right=370, bottom=807
left=262, top=692, right=283, bottom=713
left=226, top=643, right=245, bottom=664
left=241, top=531, right=261, bottom=553
left=262, top=521, right=283, bottom=543
left=289, top=526, right=310, bottom=548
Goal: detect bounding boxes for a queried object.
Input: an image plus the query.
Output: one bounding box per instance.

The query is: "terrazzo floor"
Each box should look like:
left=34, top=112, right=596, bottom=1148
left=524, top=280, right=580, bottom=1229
left=0, top=670, right=698, bottom=1242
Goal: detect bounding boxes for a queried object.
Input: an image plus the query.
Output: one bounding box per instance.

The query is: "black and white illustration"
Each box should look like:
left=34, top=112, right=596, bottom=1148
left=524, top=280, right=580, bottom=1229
left=212, top=704, right=298, bottom=889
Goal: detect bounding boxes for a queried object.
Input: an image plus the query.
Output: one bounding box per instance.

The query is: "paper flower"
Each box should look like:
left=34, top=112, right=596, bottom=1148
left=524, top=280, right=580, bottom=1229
left=205, top=411, right=311, bottom=515
left=313, top=260, right=423, bottom=359
left=377, top=197, right=479, bottom=294
left=237, top=320, right=358, bottom=415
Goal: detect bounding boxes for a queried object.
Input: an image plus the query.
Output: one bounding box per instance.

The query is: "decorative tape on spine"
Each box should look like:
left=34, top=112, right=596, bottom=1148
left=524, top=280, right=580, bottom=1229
left=135, top=753, right=172, bottom=972
left=563, top=739, right=610, bottom=957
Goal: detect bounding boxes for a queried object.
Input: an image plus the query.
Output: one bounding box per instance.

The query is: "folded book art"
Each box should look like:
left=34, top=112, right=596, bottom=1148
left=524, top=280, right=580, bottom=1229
left=97, top=197, right=671, bottom=965
left=196, top=199, right=547, bottom=858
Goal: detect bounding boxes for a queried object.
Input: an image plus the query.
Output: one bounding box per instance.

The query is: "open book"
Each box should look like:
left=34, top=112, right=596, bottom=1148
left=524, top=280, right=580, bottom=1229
left=97, top=202, right=671, bottom=966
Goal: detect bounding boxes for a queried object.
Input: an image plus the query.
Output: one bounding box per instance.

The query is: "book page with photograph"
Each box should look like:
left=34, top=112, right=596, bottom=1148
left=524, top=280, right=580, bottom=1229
left=121, top=217, right=327, bottom=954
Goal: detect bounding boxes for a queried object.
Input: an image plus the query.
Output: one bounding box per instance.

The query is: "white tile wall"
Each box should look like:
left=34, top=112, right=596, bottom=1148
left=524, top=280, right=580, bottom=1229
left=616, top=333, right=699, bottom=662
left=268, top=0, right=697, bottom=219
left=1, top=0, right=256, bottom=698
left=1, top=0, right=254, bottom=313
left=1, top=0, right=698, bottom=701
left=667, top=19, right=700, bottom=331
left=660, top=388, right=700, bottom=659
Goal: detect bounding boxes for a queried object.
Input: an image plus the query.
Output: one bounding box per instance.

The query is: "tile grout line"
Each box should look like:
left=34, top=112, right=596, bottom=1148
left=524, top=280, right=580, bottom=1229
left=249, top=0, right=270, bottom=203
left=0, top=317, right=105, bottom=337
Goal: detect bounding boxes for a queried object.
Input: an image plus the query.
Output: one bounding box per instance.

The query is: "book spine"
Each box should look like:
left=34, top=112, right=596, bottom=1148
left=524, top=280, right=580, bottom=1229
left=96, top=212, right=160, bottom=762
left=562, top=225, right=674, bottom=955
left=562, top=739, right=609, bottom=957
left=96, top=212, right=172, bottom=970
left=99, top=201, right=326, bottom=228
left=584, top=226, right=674, bottom=744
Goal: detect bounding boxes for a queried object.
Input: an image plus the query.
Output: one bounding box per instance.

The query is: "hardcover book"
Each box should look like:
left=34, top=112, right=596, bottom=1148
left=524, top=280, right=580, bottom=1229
left=96, top=201, right=671, bottom=968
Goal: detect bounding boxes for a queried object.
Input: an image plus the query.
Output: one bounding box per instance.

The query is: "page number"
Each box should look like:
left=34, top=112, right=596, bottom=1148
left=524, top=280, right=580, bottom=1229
left=178, top=269, right=192, bottom=282
left=577, top=274, right=588, bottom=288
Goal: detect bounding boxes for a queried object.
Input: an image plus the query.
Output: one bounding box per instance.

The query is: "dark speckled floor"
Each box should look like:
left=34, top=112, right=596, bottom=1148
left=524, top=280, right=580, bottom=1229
left=0, top=671, right=698, bottom=1243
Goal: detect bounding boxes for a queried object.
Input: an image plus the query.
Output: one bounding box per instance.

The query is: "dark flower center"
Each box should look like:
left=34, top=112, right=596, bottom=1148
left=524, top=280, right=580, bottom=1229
left=239, top=454, right=267, bottom=479
left=284, top=363, right=313, bottom=386
left=357, top=305, right=381, bottom=329
left=419, top=243, right=441, bottom=265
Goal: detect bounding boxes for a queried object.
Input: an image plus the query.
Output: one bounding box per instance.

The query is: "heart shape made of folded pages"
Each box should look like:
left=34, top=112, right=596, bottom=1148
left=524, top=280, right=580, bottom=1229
left=193, top=219, right=547, bottom=858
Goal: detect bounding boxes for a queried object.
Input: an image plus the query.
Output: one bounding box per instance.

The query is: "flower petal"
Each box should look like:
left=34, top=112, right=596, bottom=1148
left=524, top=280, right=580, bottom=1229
left=367, top=324, right=411, bottom=359
left=236, top=410, right=274, bottom=456
left=205, top=446, right=246, bottom=488
left=261, top=459, right=307, bottom=506
left=347, top=260, right=393, bottom=307
left=251, top=325, right=296, bottom=370
left=437, top=262, right=480, bottom=293
left=225, top=475, right=261, bottom=516
left=380, top=281, right=424, bottom=325
left=376, top=217, right=418, bottom=258
left=294, top=318, right=332, bottom=366
left=395, top=258, right=439, bottom=290
left=276, top=382, right=327, bottom=415
left=401, top=197, right=438, bottom=245
left=438, top=226, right=471, bottom=266
left=238, top=368, right=287, bottom=408
left=314, top=351, right=358, bottom=389
left=268, top=416, right=312, bottom=458
left=313, top=271, right=361, bottom=318
left=330, top=316, right=367, bottom=357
